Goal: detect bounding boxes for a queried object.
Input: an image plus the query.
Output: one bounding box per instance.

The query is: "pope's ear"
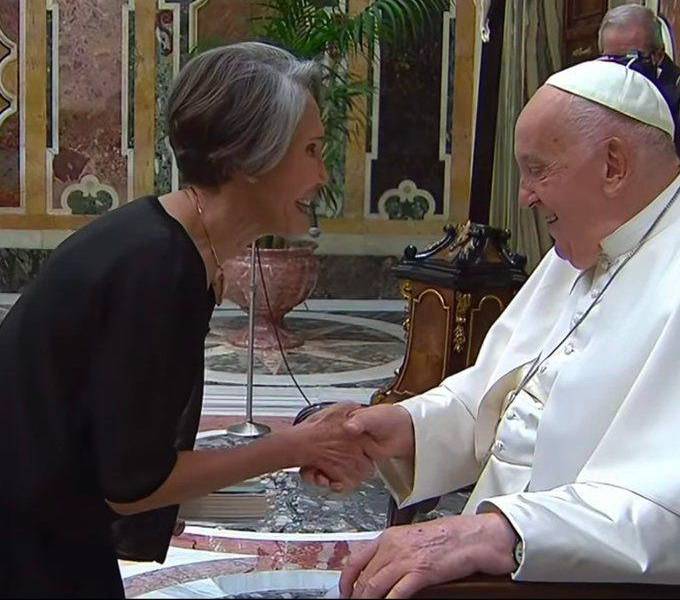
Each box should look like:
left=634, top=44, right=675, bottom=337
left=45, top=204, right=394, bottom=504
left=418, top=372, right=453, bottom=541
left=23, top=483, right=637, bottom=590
left=603, top=137, right=628, bottom=195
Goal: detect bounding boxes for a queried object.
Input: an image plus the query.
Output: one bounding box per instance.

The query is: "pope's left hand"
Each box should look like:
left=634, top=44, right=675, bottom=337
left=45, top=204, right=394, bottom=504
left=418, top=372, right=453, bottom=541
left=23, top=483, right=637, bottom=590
left=339, top=512, right=518, bottom=599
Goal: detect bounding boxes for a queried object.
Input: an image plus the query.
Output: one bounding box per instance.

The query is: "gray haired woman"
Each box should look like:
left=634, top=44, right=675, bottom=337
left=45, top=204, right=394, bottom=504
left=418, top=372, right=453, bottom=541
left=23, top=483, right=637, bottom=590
left=2, top=42, right=372, bottom=598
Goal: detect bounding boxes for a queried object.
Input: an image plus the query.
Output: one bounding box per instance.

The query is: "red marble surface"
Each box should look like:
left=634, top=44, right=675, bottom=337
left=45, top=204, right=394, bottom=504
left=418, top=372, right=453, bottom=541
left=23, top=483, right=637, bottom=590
left=124, top=557, right=258, bottom=598
left=52, top=0, right=128, bottom=208
left=124, top=539, right=372, bottom=598
left=0, top=0, right=20, bottom=208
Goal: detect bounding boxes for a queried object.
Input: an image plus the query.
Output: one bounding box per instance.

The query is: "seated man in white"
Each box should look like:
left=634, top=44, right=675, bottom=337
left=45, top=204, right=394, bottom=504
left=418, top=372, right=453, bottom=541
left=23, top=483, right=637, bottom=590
left=303, top=59, right=680, bottom=598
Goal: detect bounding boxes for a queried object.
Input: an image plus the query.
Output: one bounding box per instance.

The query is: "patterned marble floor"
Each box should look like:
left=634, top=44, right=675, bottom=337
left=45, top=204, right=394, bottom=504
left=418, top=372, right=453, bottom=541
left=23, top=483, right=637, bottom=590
left=199, top=301, right=409, bottom=417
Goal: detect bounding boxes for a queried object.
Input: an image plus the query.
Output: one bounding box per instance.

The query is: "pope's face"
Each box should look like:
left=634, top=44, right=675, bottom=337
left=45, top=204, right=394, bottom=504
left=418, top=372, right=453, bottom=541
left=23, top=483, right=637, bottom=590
left=515, top=87, right=613, bottom=269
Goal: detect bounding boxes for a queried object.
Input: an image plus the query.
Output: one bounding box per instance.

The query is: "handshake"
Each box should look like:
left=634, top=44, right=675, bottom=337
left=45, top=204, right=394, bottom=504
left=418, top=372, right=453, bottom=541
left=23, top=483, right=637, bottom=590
left=288, top=402, right=415, bottom=493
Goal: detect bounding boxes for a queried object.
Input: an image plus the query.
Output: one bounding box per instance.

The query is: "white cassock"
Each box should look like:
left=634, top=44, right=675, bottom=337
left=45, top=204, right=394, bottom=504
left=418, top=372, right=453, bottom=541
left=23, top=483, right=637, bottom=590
left=380, top=171, right=680, bottom=583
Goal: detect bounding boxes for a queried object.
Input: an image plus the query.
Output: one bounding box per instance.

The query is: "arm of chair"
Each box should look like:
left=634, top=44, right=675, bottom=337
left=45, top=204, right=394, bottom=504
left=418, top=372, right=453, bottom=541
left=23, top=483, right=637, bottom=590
left=416, top=575, right=680, bottom=599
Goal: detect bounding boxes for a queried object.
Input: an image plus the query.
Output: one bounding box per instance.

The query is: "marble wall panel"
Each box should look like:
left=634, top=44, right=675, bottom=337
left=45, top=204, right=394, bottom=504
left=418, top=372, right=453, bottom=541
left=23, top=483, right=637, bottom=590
left=0, top=1, right=20, bottom=209
left=313, top=255, right=401, bottom=299
left=0, top=248, right=51, bottom=292
left=155, top=5, right=177, bottom=195
left=367, top=8, right=454, bottom=221
left=153, top=0, right=252, bottom=196
left=48, top=0, right=130, bottom=214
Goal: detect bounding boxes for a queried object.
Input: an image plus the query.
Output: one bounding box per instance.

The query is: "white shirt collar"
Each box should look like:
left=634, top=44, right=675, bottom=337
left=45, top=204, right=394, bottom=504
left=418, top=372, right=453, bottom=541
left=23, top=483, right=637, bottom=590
left=600, top=170, right=680, bottom=261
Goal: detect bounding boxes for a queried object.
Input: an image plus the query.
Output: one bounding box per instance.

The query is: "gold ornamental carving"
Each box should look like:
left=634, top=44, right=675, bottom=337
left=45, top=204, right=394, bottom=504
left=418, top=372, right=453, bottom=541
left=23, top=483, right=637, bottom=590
left=400, top=280, right=414, bottom=334
left=453, top=292, right=471, bottom=354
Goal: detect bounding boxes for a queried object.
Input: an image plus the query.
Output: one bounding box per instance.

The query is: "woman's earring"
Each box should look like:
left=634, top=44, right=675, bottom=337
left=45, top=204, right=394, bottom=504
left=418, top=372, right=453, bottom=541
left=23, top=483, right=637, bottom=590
left=245, top=175, right=258, bottom=184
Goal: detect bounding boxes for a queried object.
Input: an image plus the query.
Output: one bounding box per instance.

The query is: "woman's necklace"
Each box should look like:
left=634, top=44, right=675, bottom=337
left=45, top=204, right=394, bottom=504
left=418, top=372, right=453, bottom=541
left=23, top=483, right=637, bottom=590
left=184, top=186, right=225, bottom=305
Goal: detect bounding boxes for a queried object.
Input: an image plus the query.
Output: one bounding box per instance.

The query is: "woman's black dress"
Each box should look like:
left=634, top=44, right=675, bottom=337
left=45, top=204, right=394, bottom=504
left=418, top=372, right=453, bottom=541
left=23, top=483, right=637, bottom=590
left=1, top=196, right=215, bottom=598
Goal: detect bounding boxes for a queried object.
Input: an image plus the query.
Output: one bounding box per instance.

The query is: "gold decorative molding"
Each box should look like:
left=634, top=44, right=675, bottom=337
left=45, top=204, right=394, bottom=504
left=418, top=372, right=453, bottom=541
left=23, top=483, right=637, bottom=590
left=453, top=291, right=472, bottom=353
left=399, top=280, right=414, bottom=334
left=450, top=0, right=477, bottom=223
left=400, top=279, right=414, bottom=301
left=134, top=0, right=156, bottom=197
left=342, top=0, right=369, bottom=220
left=23, top=0, right=46, bottom=217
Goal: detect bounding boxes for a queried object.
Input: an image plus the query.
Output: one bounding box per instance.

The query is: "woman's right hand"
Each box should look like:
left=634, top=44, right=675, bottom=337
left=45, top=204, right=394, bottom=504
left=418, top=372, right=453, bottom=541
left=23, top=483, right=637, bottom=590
left=296, top=403, right=416, bottom=493
left=289, top=402, right=375, bottom=492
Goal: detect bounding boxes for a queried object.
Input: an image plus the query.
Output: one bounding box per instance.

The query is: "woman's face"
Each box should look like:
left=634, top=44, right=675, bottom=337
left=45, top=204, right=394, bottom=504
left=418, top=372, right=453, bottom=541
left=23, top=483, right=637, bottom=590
left=250, top=96, right=329, bottom=237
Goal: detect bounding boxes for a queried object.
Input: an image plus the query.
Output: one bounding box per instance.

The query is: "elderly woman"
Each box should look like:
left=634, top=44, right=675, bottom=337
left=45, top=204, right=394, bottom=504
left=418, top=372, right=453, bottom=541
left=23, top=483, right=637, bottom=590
left=2, top=43, right=371, bottom=598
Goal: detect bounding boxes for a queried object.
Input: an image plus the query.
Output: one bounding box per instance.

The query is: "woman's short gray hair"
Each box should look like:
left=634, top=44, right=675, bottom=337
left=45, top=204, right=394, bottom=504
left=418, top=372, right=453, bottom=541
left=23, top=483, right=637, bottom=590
left=167, top=42, right=321, bottom=188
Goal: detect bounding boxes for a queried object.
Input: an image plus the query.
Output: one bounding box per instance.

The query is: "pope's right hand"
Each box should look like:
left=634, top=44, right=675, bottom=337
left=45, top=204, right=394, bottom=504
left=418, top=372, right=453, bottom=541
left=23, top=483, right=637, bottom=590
left=300, top=403, right=415, bottom=491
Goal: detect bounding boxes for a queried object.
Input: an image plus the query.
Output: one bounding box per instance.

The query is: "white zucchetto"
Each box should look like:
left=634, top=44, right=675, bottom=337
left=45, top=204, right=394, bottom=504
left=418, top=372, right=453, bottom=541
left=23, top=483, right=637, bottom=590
left=545, top=59, right=675, bottom=137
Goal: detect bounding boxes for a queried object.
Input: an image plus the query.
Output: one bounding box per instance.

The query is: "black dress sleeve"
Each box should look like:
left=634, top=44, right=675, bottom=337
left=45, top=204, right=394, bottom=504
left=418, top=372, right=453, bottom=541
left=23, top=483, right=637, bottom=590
left=84, top=239, right=207, bottom=504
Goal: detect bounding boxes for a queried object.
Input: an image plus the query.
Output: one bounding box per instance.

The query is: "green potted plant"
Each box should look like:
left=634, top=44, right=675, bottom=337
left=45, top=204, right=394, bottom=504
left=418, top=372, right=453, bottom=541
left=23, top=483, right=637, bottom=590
left=223, top=0, right=447, bottom=350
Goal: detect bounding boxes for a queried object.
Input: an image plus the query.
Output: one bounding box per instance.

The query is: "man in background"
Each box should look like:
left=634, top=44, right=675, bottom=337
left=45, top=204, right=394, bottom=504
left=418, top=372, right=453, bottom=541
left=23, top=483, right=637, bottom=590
left=599, top=3, right=680, bottom=151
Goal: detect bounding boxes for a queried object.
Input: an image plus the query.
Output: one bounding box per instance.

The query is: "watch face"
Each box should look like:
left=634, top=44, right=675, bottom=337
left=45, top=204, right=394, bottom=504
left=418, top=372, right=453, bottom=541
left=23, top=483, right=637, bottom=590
left=513, top=540, right=524, bottom=568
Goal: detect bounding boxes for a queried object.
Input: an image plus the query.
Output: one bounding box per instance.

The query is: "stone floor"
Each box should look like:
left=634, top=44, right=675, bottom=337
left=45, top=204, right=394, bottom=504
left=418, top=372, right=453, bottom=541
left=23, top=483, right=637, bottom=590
left=193, top=431, right=469, bottom=535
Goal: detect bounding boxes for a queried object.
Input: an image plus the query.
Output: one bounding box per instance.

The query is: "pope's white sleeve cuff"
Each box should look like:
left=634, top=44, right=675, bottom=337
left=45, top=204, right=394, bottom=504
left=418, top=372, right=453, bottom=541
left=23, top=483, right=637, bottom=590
left=478, top=482, right=680, bottom=583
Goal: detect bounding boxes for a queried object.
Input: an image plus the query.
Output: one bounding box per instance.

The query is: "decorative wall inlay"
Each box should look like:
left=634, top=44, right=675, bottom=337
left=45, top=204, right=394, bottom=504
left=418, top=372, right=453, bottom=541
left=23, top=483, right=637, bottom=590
left=365, top=2, right=455, bottom=221
left=60, top=174, right=118, bottom=215
left=0, top=5, right=18, bottom=129
left=377, top=179, right=435, bottom=220
left=0, top=0, right=20, bottom=210
left=399, top=280, right=413, bottom=335
left=46, top=0, right=130, bottom=214
left=155, top=2, right=180, bottom=194
left=154, top=0, right=233, bottom=195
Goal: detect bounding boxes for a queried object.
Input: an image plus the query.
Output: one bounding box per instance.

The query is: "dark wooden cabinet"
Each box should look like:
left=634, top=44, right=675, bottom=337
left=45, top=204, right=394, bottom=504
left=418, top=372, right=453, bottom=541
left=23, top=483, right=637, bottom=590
left=563, top=0, right=608, bottom=67
left=371, top=223, right=527, bottom=407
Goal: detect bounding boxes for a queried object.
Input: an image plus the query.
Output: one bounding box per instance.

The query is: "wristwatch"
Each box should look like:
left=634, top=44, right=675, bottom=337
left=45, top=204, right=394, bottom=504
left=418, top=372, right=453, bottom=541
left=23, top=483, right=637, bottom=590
left=513, top=539, right=525, bottom=570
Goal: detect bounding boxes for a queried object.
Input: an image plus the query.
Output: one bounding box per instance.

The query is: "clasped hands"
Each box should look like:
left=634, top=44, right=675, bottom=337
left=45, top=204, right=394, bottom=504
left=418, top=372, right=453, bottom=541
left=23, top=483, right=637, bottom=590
left=291, top=402, right=518, bottom=599
left=292, top=402, right=414, bottom=493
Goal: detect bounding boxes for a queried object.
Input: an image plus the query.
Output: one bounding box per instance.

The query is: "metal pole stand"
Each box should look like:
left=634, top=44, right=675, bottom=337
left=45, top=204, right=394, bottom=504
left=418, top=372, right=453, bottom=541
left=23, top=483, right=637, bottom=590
left=227, top=243, right=271, bottom=438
